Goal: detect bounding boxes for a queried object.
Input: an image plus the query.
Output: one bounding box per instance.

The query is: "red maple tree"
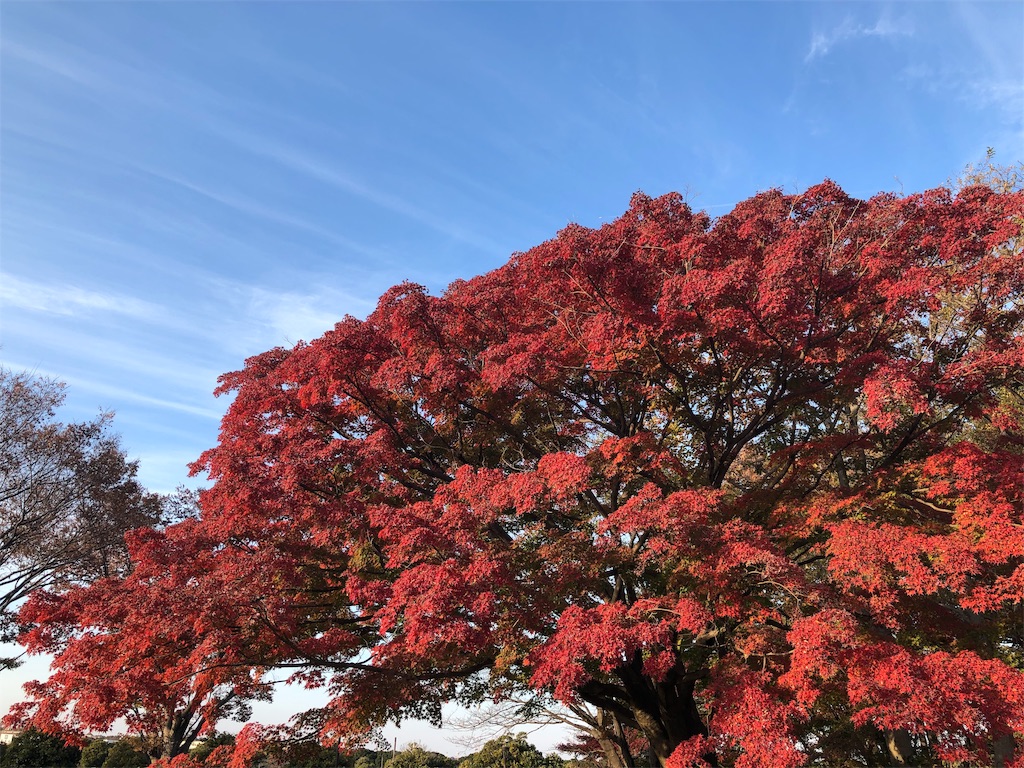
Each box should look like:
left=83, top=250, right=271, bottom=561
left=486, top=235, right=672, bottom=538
left=8, top=521, right=272, bottom=760
left=191, top=181, right=1023, bottom=767
left=17, top=180, right=1024, bottom=767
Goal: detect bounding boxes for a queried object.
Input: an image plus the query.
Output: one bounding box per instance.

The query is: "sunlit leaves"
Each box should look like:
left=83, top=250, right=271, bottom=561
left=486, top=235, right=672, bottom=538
left=20, top=180, right=1021, bottom=767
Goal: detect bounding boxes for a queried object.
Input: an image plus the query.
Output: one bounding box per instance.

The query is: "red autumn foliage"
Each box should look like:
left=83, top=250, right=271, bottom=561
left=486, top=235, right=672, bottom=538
left=14, top=180, right=1024, bottom=767
left=8, top=522, right=272, bottom=759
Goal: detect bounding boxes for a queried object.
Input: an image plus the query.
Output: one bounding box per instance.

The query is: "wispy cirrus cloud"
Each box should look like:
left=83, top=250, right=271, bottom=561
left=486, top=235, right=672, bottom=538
left=0, top=37, right=112, bottom=90
left=251, top=288, right=360, bottom=346
left=958, top=78, right=1024, bottom=117
left=0, top=273, right=159, bottom=319
left=806, top=13, right=914, bottom=62
left=217, top=282, right=376, bottom=355
left=900, top=59, right=1024, bottom=115
left=9, top=316, right=225, bottom=396
left=66, top=378, right=223, bottom=421
left=135, top=165, right=384, bottom=259
left=0, top=361, right=223, bottom=421
left=143, top=276, right=380, bottom=363
left=1, top=28, right=234, bottom=122
left=207, top=123, right=505, bottom=254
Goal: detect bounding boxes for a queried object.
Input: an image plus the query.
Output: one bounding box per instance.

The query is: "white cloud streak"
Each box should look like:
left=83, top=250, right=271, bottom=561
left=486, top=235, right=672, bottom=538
left=3, top=21, right=506, bottom=260
left=252, top=288, right=356, bottom=346
left=0, top=37, right=111, bottom=90
left=134, top=166, right=384, bottom=260
left=0, top=273, right=159, bottom=320
left=900, top=64, right=1024, bottom=132
left=0, top=361, right=224, bottom=421
left=206, top=123, right=505, bottom=253
left=806, top=13, right=914, bottom=62
left=211, top=280, right=377, bottom=357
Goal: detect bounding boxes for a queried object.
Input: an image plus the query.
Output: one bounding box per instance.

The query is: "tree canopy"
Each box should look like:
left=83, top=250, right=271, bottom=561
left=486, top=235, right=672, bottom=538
left=384, top=744, right=457, bottom=768
left=9, top=522, right=272, bottom=760
left=458, top=735, right=562, bottom=768
left=12, top=180, right=1024, bottom=767
left=0, top=368, right=163, bottom=669
left=80, top=738, right=113, bottom=768
left=0, top=728, right=81, bottom=768
left=100, top=740, right=150, bottom=768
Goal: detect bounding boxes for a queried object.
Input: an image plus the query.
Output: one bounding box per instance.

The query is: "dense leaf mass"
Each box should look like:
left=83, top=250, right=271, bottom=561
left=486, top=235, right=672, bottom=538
left=11, top=522, right=271, bottom=759
left=16, top=182, right=1024, bottom=767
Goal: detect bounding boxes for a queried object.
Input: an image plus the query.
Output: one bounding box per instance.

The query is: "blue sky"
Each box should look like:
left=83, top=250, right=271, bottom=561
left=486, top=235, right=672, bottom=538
left=1, top=0, right=1022, bottom=751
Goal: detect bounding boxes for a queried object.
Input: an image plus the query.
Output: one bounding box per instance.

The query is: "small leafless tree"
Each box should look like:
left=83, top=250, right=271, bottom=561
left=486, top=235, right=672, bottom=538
left=451, top=698, right=642, bottom=768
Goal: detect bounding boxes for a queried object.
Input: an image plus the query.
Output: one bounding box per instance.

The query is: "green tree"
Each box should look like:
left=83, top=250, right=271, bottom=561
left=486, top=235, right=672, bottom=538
left=385, top=745, right=456, bottom=768
left=79, top=740, right=111, bottom=768
left=190, top=732, right=235, bottom=764
left=459, top=736, right=561, bottom=768
left=0, top=728, right=81, bottom=768
left=261, top=737, right=349, bottom=768
left=100, top=740, right=148, bottom=768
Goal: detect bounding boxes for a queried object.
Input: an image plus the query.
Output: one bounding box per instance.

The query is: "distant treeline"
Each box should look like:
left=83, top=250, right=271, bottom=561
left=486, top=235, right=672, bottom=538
left=0, top=729, right=577, bottom=768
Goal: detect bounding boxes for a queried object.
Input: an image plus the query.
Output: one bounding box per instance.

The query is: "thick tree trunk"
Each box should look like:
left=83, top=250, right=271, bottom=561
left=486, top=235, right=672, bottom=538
left=632, top=700, right=716, bottom=768
left=580, top=662, right=715, bottom=768
left=592, top=708, right=636, bottom=768
left=609, top=711, right=636, bottom=768
left=159, top=722, right=174, bottom=763
left=159, top=711, right=203, bottom=761
left=884, top=729, right=914, bottom=765
left=596, top=734, right=626, bottom=768
left=622, top=673, right=715, bottom=768
left=993, top=733, right=1016, bottom=768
